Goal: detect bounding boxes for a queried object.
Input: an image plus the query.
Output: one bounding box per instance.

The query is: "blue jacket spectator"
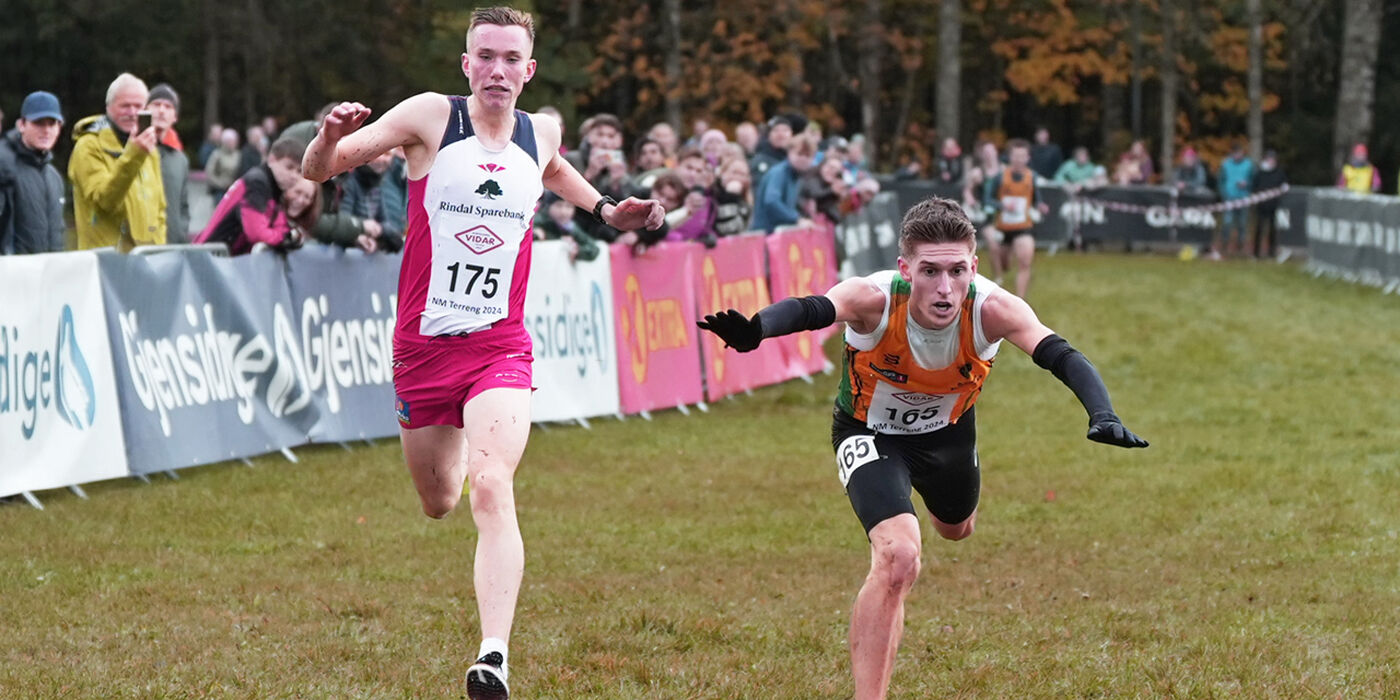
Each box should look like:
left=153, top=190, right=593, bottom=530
left=1217, top=148, right=1255, bottom=201
left=752, top=134, right=817, bottom=233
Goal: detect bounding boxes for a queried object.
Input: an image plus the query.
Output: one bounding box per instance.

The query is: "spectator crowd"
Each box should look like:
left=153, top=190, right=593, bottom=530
left=0, top=70, right=1395, bottom=263
left=1, top=74, right=886, bottom=261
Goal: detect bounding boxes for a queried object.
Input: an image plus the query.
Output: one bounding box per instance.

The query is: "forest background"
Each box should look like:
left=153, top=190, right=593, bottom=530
left=2, top=0, right=1395, bottom=189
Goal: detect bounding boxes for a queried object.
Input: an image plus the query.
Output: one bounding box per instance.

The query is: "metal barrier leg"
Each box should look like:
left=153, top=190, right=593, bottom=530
left=22, top=492, right=44, bottom=510
left=68, top=485, right=89, bottom=500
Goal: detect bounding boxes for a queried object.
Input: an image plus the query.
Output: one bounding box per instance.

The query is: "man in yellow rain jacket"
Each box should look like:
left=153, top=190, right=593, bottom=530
left=69, top=73, right=165, bottom=251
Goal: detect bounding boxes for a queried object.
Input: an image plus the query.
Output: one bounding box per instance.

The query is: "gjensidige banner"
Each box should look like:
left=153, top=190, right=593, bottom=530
left=284, top=245, right=401, bottom=442
left=99, top=250, right=318, bottom=473
left=524, top=240, right=621, bottom=422
left=0, top=252, right=129, bottom=496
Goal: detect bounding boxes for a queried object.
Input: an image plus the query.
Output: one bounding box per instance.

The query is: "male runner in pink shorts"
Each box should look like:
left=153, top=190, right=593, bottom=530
left=302, top=7, right=663, bottom=699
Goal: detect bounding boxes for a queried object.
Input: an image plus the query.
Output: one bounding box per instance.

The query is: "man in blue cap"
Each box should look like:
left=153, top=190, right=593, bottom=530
left=0, top=91, right=67, bottom=254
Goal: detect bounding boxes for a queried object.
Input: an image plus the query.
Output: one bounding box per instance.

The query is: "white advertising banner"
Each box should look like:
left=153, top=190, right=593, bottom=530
left=0, top=252, right=129, bottom=496
left=524, top=240, right=621, bottom=422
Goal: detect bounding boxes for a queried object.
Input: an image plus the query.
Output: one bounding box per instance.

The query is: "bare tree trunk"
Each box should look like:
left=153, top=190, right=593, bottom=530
left=825, top=21, right=852, bottom=93
left=858, top=0, right=883, bottom=160
left=1246, top=0, right=1264, bottom=161
left=239, top=0, right=265, bottom=127
left=890, top=15, right=929, bottom=168
left=936, top=0, right=962, bottom=144
left=663, top=0, right=683, bottom=130
left=1129, top=0, right=1143, bottom=138
left=202, top=0, right=221, bottom=133
left=1332, top=0, right=1382, bottom=170
left=1102, top=81, right=1125, bottom=157
left=567, top=0, right=581, bottom=31
left=785, top=0, right=806, bottom=114
left=1159, top=0, right=1179, bottom=185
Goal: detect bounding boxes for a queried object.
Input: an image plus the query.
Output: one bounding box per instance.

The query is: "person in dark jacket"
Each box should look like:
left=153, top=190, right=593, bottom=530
left=749, top=115, right=794, bottom=183
left=1028, top=127, right=1064, bottom=180
left=1251, top=149, right=1288, bottom=259
left=0, top=91, right=67, bottom=254
left=1172, top=146, right=1209, bottom=194
left=337, top=149, right=404, bottom=253
left=147, top=84, right=191, bottom=243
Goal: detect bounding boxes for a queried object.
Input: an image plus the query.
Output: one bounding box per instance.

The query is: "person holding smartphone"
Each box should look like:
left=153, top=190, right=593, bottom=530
left=571, top=113, right=632, bottom=241
left=70, top=72, right=167, bottom=251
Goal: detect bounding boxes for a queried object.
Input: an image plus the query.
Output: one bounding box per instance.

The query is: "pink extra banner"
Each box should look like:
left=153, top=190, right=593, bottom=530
left=766, top=225, right=841, bottom=377
left=694, top=234, right=789, bottom=401
left=610, top=242, right=706, bottom=413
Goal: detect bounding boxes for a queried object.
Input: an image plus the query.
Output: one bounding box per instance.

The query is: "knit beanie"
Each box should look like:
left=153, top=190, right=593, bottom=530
left=147, top=83, right=180, bottom=112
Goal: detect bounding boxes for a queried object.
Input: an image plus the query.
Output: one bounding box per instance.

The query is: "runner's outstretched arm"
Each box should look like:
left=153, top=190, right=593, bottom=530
left=303, top=94, right=436, bottom=183
left=982, top=290, right=1149, bottom=448
left=540, top=128, right=663, bottom=232
left=697, top=276, right=885, bottom=352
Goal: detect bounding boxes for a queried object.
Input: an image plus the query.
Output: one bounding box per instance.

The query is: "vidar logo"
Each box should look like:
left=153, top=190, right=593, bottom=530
left=455, top=225, right=504, bottom=254
left=476, top=163, right=506, bottom=199
left=892, top=391, right=938, bottom=407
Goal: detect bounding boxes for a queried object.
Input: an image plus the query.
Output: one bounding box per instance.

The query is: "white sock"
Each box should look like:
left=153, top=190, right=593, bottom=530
left=478, top=637, right=509, bottom=678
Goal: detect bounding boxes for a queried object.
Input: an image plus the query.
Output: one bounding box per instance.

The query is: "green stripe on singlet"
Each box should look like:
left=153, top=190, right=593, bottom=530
left=835, top=347, right=855, bottom=415
left=836, top=272, right=905, bottom=417
left=891, top=275, right=911, bottom=297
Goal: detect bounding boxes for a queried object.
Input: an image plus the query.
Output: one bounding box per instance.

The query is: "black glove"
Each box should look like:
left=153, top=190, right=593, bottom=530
left=1087, top=413, right=1149, bottom=448
left=696, top=309, right=763, bottom=352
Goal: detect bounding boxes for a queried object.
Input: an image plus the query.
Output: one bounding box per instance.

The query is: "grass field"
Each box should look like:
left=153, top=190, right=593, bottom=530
left=4, top=254, right=1400, bottom=699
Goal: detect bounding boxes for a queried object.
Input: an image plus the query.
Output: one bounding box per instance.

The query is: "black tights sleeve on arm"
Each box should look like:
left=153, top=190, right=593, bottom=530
left=755, top=295, right=838, bottom=339
left=1031, top=334, right=1117, bottom=424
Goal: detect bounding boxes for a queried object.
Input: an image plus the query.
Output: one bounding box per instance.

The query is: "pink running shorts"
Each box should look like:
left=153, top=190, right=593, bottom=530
left=392, top=333, right=534, bottom=430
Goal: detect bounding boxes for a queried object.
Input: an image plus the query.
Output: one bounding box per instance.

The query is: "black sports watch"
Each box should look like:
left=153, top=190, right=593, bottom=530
left=592, top=195, right=618, bottom=225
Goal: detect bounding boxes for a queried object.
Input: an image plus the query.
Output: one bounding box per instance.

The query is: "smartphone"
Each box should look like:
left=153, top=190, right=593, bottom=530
left=137, top=111, right=152, bottom=133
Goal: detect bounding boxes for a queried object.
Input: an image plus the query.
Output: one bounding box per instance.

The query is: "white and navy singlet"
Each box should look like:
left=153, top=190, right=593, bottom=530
left=395, top=97, right=545, bottom=345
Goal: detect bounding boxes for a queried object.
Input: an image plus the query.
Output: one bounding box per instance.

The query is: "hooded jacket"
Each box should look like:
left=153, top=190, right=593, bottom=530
left=0, top=129, right=66, bottom=254
left=68, top=114, right=166, bottom=251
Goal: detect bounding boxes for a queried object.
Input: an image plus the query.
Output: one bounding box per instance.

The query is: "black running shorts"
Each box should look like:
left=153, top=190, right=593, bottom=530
left=830, top=405, right=981, bottom=534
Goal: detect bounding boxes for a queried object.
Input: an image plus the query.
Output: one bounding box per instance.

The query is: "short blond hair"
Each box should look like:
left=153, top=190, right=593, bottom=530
left=468, top=6, right=536, bottom=46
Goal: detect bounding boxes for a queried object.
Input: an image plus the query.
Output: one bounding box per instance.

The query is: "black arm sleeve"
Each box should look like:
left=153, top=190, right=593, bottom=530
left=1031, top=334, right=1117, bottom=423
left=755, top=295, right=838, bottom=339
